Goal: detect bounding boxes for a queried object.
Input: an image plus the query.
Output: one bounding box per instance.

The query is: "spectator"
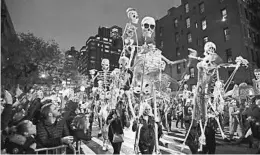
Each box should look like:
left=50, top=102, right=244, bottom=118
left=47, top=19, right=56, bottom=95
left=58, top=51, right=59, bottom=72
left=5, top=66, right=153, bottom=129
left=184, top=107, right=200, bottom=154
left=107, top=101, right=130, bottom=154
left=36, top=103, right=73, bottom=148
left=230, top=99, right=244, bottom=141
left=176, top=103, right=184, bottom=128
left=5, top=120, right=36, bottom=154
left=132, top=103, right=163, bottom=154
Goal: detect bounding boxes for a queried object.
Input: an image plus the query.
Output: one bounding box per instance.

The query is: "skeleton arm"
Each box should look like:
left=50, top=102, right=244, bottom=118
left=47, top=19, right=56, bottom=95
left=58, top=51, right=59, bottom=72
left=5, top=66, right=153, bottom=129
left=161, top=55, right=172, bottom=64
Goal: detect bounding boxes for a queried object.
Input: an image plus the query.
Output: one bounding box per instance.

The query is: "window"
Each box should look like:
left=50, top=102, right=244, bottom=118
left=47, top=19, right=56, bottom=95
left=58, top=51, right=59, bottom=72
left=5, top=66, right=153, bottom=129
left=175, top=32, right=180, bottom=42
left=248, top=28, right=252, bottom=38
left=183, top=62, right=186, bottom=68
left=252, top=32, right=257, bottom=43
left=226, top=49, right=232, bottom=63
left=199, top=3, right=205, bottom=14
left=202, top=19, right=207, bottom=30
left=197, top=38, right=202, bottom=46
left=174, top=19, right=178, bottom=28
left=105, top=45, right=110, bottom=49
left=186, top=18, right=191, bottom=28
left=195, top=22, right=198, bottom=28
left=245, top=9, right=249, bottom=20
left=185, top=3, right=189, bottom=13
left=203, top=36, right=209, bottom=44
left=251, top=49, right=257, bottom=63
left=221, top=8, right=227, bottom=20
left=187, top=33, right=192, bottom=43
left=159, top=27, right=164, bottom=36
left=176, top=47, right=180, bottom=57
left=160, top=40, right=164, bottom=48
left=189, top=67, right=195, bottom=78
left=223, top=27, right=230, bottom=41
left=177, top=64, right=181, bottom=74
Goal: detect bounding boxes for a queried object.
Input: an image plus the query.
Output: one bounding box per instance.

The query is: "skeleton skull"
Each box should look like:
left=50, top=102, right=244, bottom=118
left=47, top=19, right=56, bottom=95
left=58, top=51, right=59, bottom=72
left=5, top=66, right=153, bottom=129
left=204, top=42, right=216, bottom=56
left=118, top=56, right=129, bottom=70
left=141, top=17, right=155, bottom=38
left=126, top=8, right=139, bottom=24
left=254, top=69, right=260, bottom=80
left=101, top=59, right=110, bottom=71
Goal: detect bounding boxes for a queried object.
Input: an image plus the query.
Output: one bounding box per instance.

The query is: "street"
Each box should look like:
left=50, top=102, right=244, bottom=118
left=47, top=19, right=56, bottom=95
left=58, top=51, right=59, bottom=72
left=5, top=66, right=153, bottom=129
left=79, top=120, right=258, bottom=154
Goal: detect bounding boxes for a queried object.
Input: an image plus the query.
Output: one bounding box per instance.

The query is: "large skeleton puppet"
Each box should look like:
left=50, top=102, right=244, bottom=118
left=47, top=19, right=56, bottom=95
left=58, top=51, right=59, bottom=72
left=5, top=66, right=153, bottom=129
left=132, top=16, right=186, bottom=155
left=185, top=42, right=249, bottom=152
left=110, top=56, right=136, bottom=119
left=92, top=59, right=112, bottom=151
left=121, top=8, right=139, bottom=68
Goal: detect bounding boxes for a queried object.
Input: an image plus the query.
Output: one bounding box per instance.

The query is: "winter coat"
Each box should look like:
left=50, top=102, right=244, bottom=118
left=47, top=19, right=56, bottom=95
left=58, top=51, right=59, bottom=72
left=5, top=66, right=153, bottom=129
left=106, top=109, right=130, bottom=143
left=132, top=115, right=163, bottom=154
left=5, top=134, right=36, bottom=154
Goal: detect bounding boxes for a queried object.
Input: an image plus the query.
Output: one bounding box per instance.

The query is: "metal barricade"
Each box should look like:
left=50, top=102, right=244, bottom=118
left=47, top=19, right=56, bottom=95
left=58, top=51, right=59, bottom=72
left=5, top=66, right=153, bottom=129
left=34, top=141, right=83, bottom=155
left=35, top=145, right=69, bottom=155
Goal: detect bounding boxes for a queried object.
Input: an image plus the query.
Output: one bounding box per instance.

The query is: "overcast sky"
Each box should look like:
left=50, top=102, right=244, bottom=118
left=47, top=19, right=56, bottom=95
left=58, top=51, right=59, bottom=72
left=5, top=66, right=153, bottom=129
left=6, top=0, right=181, bottom=51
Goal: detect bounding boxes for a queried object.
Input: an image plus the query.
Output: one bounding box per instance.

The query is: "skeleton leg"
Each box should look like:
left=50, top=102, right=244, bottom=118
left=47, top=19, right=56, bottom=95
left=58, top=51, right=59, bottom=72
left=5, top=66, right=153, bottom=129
left=153, top=123, right=161, bottom=155
left=198, top=120, right=206, bottom=152
left=126, top=90, right=136, bottom=119
left=215, top=116, right=227, bottom=139
left=208, top=100, right=227, bottom=139
left=134, top=124, right=143, bottom=155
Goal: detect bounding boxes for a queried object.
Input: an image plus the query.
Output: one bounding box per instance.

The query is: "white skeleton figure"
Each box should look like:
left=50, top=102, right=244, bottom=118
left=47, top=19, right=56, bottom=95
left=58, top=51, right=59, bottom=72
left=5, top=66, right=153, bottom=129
left=97, top=59, right=112, bottom=90
left=95, top=59, right=112, bottom=151
left=188, top=42, right=224, bottom=150
left=253, top=69, right=260, bottom=95
left=110, top=56, right=135, bottom=116
left=122, top=8, right=139, bottom=68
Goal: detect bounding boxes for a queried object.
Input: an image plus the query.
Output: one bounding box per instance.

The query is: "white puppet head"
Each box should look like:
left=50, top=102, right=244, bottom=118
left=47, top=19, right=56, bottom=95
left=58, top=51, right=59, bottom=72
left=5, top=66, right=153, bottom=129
left=118, top=56, right=129, bottom=70
left=204, top=42, right=216, bottom=56
left=101, top=59, right=110, bottom=71
left=141, top=16, right=156, bottom=38
left=126, top=8, right=139, bottom=24
left=254, top=69, right=260, bottom=80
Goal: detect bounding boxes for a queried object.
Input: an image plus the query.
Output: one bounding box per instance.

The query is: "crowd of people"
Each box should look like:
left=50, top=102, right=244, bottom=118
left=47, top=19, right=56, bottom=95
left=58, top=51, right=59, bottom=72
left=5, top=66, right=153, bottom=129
left=0, top=86, right=95, bottom=154
left=157, top=89, right=260, bottom=154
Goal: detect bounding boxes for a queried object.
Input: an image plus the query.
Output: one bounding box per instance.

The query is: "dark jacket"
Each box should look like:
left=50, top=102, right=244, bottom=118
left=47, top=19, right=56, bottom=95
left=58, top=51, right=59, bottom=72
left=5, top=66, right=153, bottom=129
left=36, top=118, right=70, bottom=148
left=132, top=115, right=163, bottom=154
left=1, top=104, right=12, bottom=130
left=106, top=109, right=130, bottom=143
left=5, top=134, right=36, bottom=154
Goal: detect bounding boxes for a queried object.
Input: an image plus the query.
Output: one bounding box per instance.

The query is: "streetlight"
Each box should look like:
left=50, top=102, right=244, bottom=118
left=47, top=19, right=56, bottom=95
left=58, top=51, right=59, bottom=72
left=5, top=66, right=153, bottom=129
left=40, top=73, right=47, bottom=78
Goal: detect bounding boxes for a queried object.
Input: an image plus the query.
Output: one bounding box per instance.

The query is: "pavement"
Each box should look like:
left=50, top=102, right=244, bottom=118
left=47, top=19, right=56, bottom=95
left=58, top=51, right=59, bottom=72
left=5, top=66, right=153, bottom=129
left=77, top=120, right=258, bottom=154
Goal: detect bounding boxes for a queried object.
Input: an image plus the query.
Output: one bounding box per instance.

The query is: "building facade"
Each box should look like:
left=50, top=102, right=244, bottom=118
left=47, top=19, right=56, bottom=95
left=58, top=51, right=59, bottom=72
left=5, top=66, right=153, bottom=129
left=1, top=0, right=17, bottom=67
left=78, top=25, right=123, bottom=75
left=155, top=0, right=260, bottom=90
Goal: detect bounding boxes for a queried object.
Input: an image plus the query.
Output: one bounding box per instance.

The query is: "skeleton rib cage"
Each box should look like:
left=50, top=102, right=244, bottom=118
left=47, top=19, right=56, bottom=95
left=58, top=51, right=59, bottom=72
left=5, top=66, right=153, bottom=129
left=97, top=71, right=112, bottom=89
